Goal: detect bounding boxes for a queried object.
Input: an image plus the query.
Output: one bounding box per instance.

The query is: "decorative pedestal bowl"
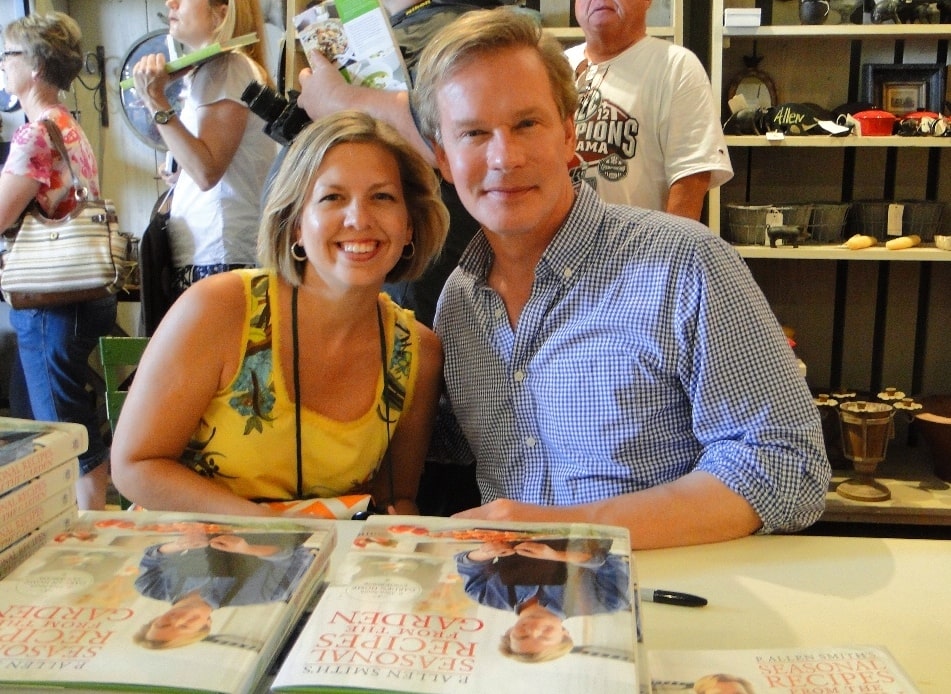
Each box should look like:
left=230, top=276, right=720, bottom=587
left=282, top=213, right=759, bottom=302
left=836, top=401, right=895, bottom=502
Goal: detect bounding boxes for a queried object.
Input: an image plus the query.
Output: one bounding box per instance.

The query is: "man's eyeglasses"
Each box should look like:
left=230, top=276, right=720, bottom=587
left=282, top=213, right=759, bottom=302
left=0, top=51, right=24, bottom=62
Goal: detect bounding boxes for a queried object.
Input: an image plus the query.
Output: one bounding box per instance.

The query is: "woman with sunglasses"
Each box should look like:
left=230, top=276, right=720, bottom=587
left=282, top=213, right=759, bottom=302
left=0, top=12, right=115, bottom=509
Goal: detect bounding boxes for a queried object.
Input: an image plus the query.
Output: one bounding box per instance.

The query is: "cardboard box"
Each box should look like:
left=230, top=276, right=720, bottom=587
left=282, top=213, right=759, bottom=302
left=724, top=8, right=762, bottom=27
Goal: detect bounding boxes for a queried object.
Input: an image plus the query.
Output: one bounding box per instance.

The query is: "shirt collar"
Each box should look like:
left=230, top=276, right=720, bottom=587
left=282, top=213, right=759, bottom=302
left=457, top=184, right=607, bottom=291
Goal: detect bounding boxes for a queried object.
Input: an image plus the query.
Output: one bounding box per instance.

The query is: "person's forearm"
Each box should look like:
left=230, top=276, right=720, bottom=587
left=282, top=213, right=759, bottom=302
left=153, top=118, right=222, bottom=190
left=112, top=458, right=272, bottom=516
left=0, top=174, right=42, bottom=231
left=297, top=65, right=435, bottom=166
left=666, top=171, right=711, bottom=221
left=453, top=471, right=762, bottom=550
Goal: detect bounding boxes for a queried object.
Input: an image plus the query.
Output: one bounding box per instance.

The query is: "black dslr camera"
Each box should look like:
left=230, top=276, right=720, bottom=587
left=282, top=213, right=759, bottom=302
left=241, top=81, right=312, bottom=146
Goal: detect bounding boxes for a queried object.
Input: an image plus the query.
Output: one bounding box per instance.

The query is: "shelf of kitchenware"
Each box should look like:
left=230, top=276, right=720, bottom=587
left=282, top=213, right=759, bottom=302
left=709, top=3, right=951, bottom=261
left=824, top=446, right=951, bottom=526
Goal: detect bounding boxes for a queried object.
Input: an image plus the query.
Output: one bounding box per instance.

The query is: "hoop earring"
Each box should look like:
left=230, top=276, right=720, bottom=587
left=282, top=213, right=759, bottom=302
left=291, top=242, right=307, bottom=262
left=401, top=241, right=416, bottom=260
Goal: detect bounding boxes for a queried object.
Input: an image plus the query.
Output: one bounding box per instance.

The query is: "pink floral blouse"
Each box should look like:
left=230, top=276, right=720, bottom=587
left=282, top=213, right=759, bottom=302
left=2, top=105, right=100, bottom=217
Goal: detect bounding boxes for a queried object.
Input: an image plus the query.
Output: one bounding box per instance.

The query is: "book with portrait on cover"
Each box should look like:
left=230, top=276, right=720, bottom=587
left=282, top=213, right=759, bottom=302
left=0, top=417, right=87, bottom=495
left=649, top=645, right=920, bottom=694
left=273, top=515, right=641, bottom=694
left=0, top=510, right=335, bottom=694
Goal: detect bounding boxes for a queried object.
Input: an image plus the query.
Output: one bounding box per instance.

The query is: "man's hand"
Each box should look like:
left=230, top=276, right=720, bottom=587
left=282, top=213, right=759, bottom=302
left=158, top=536, right=210, bottom=554
left=465, top=541, right=516, bottom=561
left=296, top=51, right=350, bottom=121
left=514, top=541, right=593, bottom=564
left=210, top=534, right=279, bottom=557
left=452, top=498, right=543, bottom=522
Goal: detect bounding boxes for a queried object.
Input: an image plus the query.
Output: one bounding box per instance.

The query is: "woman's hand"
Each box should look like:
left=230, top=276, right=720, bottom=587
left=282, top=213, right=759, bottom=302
left=132, top=53, right=173, bottom=113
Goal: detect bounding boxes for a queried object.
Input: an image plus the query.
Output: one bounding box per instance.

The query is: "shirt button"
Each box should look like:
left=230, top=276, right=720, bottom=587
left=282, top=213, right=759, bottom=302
left=563, top=267, right=574, bottom=279
left=525, top=436, right=537, bottom=448
left=514, top=370, right=526, bottom=383
left=494, top=308, right=505, bottom=320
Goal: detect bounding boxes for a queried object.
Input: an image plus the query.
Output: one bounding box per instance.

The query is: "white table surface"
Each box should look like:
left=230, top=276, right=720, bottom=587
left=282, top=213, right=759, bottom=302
left=332, top=522, right=950, bottom=693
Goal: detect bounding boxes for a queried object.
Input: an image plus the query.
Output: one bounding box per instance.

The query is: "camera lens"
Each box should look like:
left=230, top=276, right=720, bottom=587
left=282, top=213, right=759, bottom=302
left=241, top=82, right=288, bottom=123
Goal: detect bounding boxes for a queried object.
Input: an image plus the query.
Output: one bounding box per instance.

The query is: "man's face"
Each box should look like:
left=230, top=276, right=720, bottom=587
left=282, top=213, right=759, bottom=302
left=146, top=603, right=211, bottom=644
left=573, top=0, right=650, bottom=34
left=432, top=46, right=577, bottom=244
left=508, top=609, right=568, bottom=655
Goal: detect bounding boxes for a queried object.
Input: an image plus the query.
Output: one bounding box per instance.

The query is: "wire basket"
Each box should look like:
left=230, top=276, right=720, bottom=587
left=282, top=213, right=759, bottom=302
left=851, top=200, right=891, bottom=240
left=807, top=203, right=851, bottom=243
left=900, top=201, right=945, bottom=242
left=725, top=204, right=812, bottom=245
left=775, top=204, right=813, bottom=234
left=725, top=204, right=772, bottom=245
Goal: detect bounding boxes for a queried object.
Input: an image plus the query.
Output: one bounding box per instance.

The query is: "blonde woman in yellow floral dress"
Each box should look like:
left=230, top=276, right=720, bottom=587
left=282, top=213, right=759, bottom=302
left=110, top=112, right=448, bottom=516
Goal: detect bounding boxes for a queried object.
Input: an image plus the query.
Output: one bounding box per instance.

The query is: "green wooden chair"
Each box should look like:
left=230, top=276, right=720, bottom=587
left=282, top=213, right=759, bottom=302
left=99, top=336, right=150, bottom=435
left=99, top=337, right=149, bottom=509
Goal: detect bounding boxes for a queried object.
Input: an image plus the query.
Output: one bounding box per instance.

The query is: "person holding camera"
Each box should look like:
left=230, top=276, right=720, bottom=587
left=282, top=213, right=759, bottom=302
left=131, top=0, right=276, bottom=301
left=295, top=0, right=513, bottom=329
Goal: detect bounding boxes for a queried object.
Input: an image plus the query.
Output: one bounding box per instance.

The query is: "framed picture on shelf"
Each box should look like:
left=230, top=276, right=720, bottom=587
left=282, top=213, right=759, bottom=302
left=861, top=63, right=947, bottom=116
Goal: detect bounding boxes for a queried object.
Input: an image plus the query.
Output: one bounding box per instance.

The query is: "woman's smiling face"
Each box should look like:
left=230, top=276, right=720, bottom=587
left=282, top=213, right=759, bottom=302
left=297, top=141, right=412, bottom=293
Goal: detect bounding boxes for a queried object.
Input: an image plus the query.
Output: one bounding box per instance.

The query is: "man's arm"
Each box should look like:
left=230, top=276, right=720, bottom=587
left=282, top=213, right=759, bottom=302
left=453, top=470, right=762, bottom=550
left=666, top=171, right=711, bottom=221
left=296, top=52, right=435, bottom=165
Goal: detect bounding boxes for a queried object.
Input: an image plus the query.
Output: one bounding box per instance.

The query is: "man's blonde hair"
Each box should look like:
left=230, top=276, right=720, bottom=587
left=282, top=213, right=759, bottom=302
left=412, top=7, right=578, bottom=146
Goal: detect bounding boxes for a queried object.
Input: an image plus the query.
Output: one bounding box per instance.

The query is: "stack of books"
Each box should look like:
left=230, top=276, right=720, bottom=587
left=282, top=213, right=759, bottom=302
left=0, top=509, right=336, bottom=693
left=0, top=416, right=88, bottom=579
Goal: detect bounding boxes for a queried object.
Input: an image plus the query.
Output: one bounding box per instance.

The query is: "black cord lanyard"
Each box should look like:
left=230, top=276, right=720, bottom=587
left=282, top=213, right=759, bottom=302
left=291, top=286, right=394, bottom=505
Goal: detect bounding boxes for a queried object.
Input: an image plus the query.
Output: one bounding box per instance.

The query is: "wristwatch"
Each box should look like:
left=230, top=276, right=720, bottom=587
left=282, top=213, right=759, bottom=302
left=152, top=109, right=176, bottom=125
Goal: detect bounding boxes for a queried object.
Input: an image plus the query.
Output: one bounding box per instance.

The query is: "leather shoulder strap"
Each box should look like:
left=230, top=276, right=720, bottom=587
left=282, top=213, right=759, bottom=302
left=40, top=119, right=86, bottom=201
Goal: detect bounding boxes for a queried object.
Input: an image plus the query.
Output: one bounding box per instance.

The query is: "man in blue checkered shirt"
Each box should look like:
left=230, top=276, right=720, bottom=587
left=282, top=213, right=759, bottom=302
left=411, top=9, right=830, bottom=550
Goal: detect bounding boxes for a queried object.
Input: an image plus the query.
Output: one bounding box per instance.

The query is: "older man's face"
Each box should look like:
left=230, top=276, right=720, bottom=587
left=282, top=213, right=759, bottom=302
left=574, top=0, right=651, bottom=35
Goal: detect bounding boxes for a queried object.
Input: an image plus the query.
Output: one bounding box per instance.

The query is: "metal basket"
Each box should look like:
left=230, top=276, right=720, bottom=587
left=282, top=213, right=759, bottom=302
left=725, top=204, right=812, bottom=245
left=851, top=200, right=891, bottom=240
left=725, top=204, right=772, bottom=245
left=775, top=204, right=813, bottom=235
left=900, top=201, right=945, bottom=242
left=807, top=203, right=851, bottom=243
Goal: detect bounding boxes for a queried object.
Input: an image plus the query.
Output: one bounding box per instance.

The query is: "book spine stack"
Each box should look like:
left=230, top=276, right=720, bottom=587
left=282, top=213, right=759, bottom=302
left=0, top=418, right=87, bottom=579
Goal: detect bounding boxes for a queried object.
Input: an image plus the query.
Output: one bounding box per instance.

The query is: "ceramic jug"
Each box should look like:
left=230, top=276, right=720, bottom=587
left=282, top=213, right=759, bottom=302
left=800, top=0, right=830, bottom=24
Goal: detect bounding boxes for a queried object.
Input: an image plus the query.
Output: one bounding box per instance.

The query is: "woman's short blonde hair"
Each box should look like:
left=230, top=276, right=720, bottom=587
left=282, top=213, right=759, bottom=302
left=3, top=12, right=83, bottom=91
left=258, top=111, right=449, bottom=286
left=412, top=7, right=577, bottom=146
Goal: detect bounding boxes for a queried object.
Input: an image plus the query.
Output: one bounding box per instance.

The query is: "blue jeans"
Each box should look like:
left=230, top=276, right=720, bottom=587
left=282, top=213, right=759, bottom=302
left=10, top=296, right=117, bottom=476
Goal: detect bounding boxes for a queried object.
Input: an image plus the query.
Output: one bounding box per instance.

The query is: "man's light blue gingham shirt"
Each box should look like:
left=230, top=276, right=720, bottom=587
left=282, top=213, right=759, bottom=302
left=434, top=185, right=830, bottom=534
